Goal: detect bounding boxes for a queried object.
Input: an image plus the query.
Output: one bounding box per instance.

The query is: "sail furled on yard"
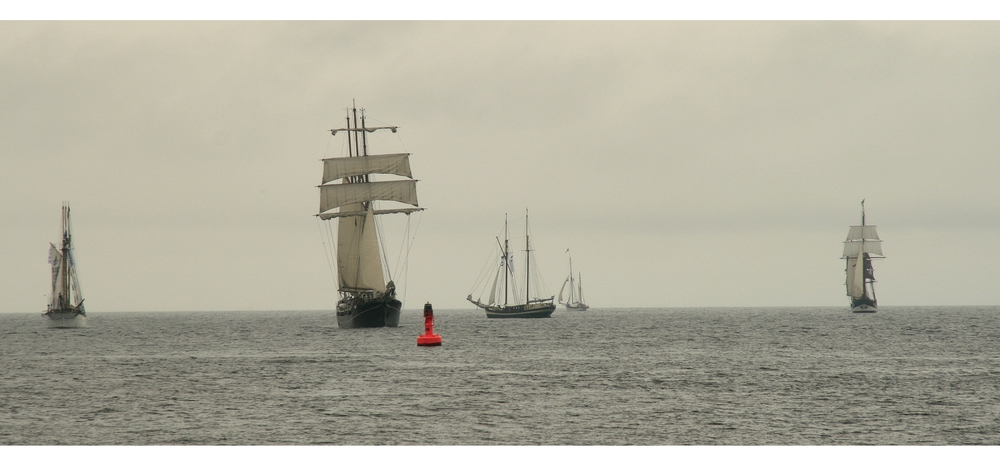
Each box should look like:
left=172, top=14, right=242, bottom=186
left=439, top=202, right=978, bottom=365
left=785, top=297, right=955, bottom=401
left=336, top=204, right=386, bottom=293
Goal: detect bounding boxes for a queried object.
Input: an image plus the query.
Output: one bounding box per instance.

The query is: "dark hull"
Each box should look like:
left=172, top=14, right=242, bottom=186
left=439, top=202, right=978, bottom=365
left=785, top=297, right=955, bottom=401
left=851, top=296, right=877, bottom=313
left=485, top=302, right=556, bottom=319
left=336, top=294, right=401, bottom=328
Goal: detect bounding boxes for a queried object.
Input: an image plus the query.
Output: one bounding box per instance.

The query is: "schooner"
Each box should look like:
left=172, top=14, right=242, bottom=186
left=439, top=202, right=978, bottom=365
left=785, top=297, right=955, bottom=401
left=467, top=212, right=556, bottom=318
left=317, top=104, right=423, bottom=328
left=842, top=200, right=883, bottom=313
left=558, top=249, right=588, bottom=311
left=44, top=203, right=87, bottom=328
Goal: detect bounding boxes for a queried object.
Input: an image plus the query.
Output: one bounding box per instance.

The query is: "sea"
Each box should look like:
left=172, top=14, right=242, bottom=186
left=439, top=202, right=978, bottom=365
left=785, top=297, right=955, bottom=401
left=2, top=306, right=999, bottom=450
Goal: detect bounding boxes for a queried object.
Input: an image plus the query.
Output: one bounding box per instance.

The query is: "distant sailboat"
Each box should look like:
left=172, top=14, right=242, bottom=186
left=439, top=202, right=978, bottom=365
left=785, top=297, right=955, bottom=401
left=467, top=212, right=556, bottom=318
left=317, top=103, right=424, bottom=328
left=44, top=203, right=87, bottom=328
left=558, top=250, right=588, bottom=311
left=842, top=200, right=883, bottom=313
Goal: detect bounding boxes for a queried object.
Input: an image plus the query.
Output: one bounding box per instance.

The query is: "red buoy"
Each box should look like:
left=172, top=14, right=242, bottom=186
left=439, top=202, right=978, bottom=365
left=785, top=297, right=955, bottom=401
left=417, top=302, right=442, bottom=346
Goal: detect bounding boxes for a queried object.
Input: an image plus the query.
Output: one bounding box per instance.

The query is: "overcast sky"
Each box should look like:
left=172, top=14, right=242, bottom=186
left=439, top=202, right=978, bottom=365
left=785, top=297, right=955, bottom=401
left=2, top=21, right=999, bottom=312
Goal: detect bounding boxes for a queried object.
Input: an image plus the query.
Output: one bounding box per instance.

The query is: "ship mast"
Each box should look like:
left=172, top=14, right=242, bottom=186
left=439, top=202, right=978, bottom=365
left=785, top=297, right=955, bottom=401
left=860, top=200, right=866, bottom=298
left=61, top=204, right=70, bottom=309
left=321, top=103, right=421, bottom=296
left=842, top=199, right=882, bottom=306
left=504, top=214, right=510, bottom=306
left=568, top=254, right=575, bottom=303
left=525, top=209, right=530, bottom=304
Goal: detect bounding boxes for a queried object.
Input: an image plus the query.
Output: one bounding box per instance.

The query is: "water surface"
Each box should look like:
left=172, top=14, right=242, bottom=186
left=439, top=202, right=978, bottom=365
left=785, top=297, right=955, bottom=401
left=2, top=307, right=998, bottom=445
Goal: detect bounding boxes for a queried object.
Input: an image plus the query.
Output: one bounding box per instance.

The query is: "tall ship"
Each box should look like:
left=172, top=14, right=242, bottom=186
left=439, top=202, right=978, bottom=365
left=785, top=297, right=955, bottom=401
left=558, top=249, right=588, bottom=311
left=842, top=200, right=883, bottom=313
left=44, top=203, right=87, bottom=328
left=317, top=103, right=424, bottom=328
left=467, top=212, right=556, bottom=318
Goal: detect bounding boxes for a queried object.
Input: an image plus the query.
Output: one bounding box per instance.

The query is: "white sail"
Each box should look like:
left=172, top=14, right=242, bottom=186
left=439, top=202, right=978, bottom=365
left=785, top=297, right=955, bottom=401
left=48, top=243, right=63, bottom=309
left=842, top=240, right=883, bottom=257
left=846, top=225, right=880, bottom=241
left=488, top=267, right=500, bottom=306
left=577, top=273, right=585, bottom=305
left=843, top=225, right=882, bottom=258
left=336, top=204, right=386, bottom=292
left=320, top=179, right=418, bottom=214
left=558, top=277, right=569, bottom=304
left=322, top=153, right=412, bottom=183
left=68, top=250, right=84, bottom=307
left=851, top=249, right=866, bottom=300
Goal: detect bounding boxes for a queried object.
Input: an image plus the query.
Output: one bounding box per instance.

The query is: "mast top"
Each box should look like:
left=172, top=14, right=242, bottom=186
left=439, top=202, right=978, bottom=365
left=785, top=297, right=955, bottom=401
left=330, top=102, right=398, bottom=135
left=330, top=126, right=397, bottom=136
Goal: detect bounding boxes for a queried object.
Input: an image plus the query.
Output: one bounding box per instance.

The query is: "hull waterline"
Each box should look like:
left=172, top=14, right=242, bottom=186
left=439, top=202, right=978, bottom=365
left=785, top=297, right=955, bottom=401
left=852, top=304, right=877, bottom=313
left=484, top=302, right=556, bottom=319
left=850, top=296, right=877, bottom=313
left=336, top=295, right=401, bottom=328
left=45, top=312, right=87, bottom=328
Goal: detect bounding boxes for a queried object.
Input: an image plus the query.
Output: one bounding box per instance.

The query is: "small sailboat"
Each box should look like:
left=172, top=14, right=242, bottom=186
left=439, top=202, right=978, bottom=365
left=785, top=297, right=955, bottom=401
left=467, top=212, right=556, bottom=318
left=44, top=203, right=87, bottom=328
left=842, top=200, right=883, bottom=313
left=317, top=103, right=424, bottom=328
left=558, top=250, right=588, bottom=311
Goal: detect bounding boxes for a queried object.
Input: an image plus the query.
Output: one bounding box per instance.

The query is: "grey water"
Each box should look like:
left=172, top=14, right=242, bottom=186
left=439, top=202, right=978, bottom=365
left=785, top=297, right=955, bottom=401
left=2, top=307, right=999, bottom=445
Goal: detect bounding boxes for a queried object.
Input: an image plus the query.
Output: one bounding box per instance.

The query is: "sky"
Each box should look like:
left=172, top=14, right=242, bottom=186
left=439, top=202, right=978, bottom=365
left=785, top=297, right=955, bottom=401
left=2, top=19, right=1000, bottom=312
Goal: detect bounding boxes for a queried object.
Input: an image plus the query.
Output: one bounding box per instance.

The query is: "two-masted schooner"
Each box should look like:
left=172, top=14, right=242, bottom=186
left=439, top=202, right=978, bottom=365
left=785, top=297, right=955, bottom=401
left=44, top=203, right=87, bottom=328
left=467, top=212, right=556, bottom=318
left=842, top=200, right=883, bottom=313
left=558, top=249, right=588, bottom=311
left=317, top=104, right=423, bottom=328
